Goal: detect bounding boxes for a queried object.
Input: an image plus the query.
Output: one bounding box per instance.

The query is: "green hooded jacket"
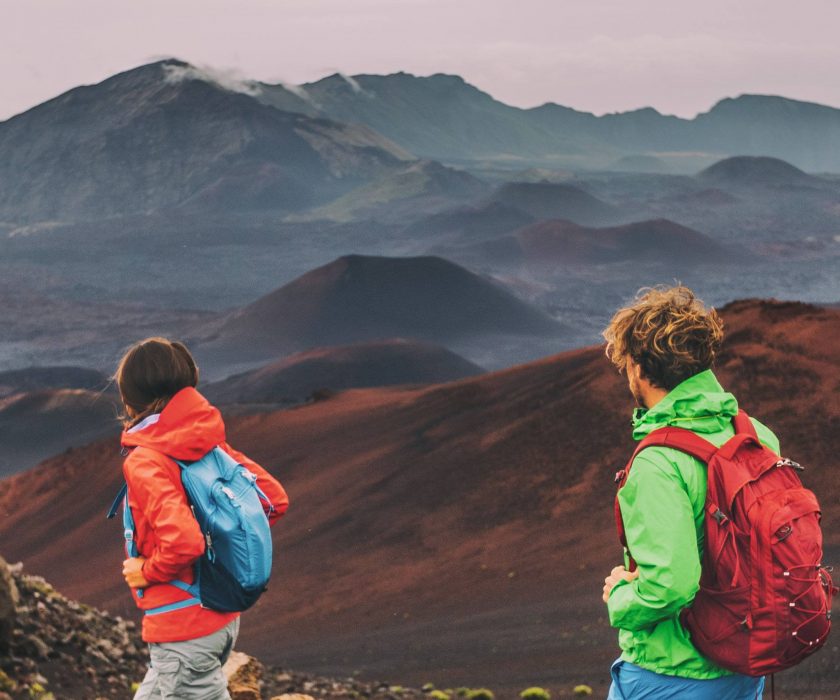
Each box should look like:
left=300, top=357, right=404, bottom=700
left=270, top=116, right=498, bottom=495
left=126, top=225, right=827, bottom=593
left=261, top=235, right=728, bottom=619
left=607, top=369, right=780, bottom=678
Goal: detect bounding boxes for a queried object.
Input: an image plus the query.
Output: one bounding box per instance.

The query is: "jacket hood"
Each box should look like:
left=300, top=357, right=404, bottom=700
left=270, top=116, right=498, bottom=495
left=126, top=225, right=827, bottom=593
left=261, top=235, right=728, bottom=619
left=631, top=369, right=738, bottom=441
left=121, top=387, right=225, bottom=460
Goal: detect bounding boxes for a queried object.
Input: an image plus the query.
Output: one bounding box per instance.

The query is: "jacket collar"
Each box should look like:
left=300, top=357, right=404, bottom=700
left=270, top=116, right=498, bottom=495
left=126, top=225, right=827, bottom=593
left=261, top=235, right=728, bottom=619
left=120, top=387, right=225, bottom=461
left=631, top=369, right=738, bottom=441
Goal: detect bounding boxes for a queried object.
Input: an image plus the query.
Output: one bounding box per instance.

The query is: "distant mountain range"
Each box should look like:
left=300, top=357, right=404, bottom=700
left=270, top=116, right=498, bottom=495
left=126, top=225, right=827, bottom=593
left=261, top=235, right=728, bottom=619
left=4, top=59, right=840, bottom=227
left=2, top=59, right=839, bottom=382
left=259, top=70, right=840, bottom=172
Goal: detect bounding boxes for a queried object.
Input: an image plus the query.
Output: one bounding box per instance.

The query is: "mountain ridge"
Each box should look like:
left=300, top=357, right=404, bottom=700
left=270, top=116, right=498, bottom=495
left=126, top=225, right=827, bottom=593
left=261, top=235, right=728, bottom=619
left=8, top=60, right=840, bottom=179
left=0, top=59, right=415, bottom=222
left=257, top=69, right=840, bottom=171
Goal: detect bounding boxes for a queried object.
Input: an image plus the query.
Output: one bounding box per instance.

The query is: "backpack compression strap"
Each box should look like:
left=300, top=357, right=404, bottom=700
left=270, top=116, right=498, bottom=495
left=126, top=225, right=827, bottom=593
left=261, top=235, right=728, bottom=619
left=614, top=409, right=754, bottom=570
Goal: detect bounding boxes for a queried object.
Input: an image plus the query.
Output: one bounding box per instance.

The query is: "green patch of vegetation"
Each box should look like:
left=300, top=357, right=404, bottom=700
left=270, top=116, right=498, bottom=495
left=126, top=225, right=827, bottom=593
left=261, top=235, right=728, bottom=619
left=28, top=682, right=54, bottom=699
left=389, top=686, right=404, bottom=694
left=455, top=689, right=470, bottom=698
left=0, top=669, right=17, bottom=691
left=520, top=688, right=550, bottom=700
left=429, top=691, right=451, bottom=700
left=422, top=683, right=436, bottom=693
left=466, top=689, right=494, bottom=700
left=573, top=686, right=593, bottom=697
left=131, top=681, right=142, bottom=693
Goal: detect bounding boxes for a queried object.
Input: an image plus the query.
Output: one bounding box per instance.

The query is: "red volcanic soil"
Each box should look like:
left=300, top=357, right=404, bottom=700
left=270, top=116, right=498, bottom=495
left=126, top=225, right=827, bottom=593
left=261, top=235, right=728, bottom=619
left=193, top=254, right=563, bottom=363
left=477, top=218, right=727, bottom=267
left=0, top=388, right=120, bottom=478
left=0, top=300, right=837, bottom=698
left=203, top=338, right=484, bottom=405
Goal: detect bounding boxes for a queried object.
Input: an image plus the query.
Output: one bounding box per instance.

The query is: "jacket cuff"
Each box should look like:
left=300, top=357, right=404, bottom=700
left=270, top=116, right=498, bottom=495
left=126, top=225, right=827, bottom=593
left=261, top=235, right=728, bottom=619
left=606, top=578, right=634, bottom=628
left=140, top=557, right=168, bottom=584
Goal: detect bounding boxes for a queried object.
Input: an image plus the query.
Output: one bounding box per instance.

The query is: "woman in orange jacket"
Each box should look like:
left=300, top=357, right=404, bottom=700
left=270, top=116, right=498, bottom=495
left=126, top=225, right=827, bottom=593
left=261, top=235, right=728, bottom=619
left=115, top=337, right=289, bottom=700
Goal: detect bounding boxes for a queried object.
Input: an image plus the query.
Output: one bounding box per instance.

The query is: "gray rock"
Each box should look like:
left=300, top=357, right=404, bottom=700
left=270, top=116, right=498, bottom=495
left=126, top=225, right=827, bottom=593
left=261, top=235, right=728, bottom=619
left=0, top=555, right=19, bottom=654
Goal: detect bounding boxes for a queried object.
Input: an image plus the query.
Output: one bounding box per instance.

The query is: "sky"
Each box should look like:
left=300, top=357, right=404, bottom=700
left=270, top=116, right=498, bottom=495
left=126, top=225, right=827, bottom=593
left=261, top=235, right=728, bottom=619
left=3, top=0, right=840, bottom=121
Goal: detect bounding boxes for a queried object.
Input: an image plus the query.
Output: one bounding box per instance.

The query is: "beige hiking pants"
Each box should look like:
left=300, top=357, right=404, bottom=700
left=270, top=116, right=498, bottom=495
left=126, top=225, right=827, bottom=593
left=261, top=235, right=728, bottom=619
left=133, top=617, right=240, bottom=700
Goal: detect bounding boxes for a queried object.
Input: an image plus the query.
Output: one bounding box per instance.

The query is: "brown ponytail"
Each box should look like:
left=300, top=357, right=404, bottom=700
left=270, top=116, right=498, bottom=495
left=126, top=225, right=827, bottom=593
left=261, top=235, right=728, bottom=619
left=114, top=337, right=199, bottom=428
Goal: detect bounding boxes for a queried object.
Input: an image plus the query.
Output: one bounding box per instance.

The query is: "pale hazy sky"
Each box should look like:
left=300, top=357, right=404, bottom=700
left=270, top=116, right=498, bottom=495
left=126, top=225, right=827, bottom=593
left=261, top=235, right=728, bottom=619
left=3, top=0, right=839, bottom=121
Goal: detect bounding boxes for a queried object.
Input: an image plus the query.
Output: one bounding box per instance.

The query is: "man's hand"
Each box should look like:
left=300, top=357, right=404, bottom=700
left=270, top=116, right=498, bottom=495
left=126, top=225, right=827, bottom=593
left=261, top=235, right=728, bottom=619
left=123, top=556, right=150, bottom=589
left=603, top=565, right=638, bottom=603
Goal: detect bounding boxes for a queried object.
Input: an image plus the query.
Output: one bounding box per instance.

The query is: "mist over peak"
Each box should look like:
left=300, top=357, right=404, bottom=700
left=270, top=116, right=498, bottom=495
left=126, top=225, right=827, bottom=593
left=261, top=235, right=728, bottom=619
left=162, top=61, right=263, bottom=97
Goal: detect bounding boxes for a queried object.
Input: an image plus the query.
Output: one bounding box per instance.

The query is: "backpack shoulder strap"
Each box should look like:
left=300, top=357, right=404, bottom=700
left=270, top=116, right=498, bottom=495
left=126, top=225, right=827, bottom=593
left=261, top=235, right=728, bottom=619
left=615, top=414, right=750, bottom=568
left=635, top=426, right=719, bottom=464
left=172, top=445, right=227, bottom=471
left=106, top=482, right=127, bottom=519
left=732, top=409, right=757, bottom=438
left=619, top=426, right=718, bottom=486
left=615, top=426, right=719, bottom=571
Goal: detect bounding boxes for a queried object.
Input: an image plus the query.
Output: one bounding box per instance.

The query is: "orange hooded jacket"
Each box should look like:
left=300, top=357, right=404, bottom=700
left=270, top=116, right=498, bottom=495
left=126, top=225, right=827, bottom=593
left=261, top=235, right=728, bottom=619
left=120, top=386, right=289, bottom=643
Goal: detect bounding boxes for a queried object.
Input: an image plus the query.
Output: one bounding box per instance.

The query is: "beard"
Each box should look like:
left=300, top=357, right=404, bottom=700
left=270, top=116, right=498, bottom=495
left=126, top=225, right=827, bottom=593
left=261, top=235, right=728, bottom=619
left=629, top=373, right=646, bottom=408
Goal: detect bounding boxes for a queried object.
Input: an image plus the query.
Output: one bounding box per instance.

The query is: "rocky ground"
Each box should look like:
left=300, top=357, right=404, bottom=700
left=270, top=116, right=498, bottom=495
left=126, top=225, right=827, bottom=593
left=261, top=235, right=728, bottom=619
left=0, top=555, right=147, bottom=699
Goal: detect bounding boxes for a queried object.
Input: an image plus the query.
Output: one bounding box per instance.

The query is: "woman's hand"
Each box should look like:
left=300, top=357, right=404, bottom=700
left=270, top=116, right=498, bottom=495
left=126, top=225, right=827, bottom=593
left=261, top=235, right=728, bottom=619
left=123, top=556, right=150, bottom=589
left=602, top=565, right=638, bottom=602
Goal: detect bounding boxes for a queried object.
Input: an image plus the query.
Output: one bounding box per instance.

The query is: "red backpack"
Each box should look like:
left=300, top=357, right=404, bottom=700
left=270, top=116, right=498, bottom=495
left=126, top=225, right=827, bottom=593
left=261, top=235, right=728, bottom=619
left=614, top=409, right=836, bottom=676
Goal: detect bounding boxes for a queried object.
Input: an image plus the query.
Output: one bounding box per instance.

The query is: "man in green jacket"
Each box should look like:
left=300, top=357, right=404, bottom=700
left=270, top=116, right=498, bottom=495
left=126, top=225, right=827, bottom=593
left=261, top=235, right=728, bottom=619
left=602, top=286, right=768, bottom=699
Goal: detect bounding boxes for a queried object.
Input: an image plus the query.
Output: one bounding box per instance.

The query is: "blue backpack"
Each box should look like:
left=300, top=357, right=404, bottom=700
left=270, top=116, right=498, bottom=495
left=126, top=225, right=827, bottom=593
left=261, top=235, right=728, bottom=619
left=107, top=446, right=275, bottom=615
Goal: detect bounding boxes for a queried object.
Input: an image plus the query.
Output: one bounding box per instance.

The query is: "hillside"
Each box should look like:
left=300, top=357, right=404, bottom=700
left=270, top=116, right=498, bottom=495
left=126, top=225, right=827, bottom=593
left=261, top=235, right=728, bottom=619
left=0, top=366, right=108, bottom=399
left=0, top=300, right=836, bottom=697
left=489, top=182, right=622, bottom=226
left=0, top=389, right=119, bottom=478
left=0, top=284, right=214, bottom=373
left=297, top=160, right=488, bottom=223
left=193, top=254, right=564, bottom=365
left=204, top=339, right=484, bottom=405
left=460, top=218, right=728, bottom=268
left=697, top=156, right=820, bottom=188
left=402, top=202, right=535, bottom=247
left=0, top=60, right=413, bottom=222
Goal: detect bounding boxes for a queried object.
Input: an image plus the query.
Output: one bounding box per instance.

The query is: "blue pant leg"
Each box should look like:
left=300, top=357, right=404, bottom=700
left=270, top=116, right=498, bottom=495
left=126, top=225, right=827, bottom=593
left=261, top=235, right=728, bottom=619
left=606, top=661, right=764, bottom=700
left=607, top=659, right=626, bottom=700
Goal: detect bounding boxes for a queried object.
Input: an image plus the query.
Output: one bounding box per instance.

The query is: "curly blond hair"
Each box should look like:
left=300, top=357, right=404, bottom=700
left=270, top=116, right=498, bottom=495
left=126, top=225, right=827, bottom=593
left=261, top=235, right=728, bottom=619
left=603, top=286, right=724, bottom=390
